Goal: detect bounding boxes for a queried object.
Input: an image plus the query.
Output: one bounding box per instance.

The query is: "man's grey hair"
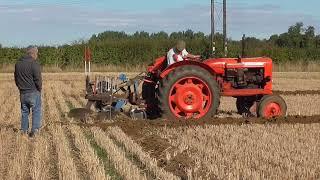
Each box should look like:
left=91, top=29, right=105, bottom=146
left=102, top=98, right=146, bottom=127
left=26, top=45, right=38, bottom=55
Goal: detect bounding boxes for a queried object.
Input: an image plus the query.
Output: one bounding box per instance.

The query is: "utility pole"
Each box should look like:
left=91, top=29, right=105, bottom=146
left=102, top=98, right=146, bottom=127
left=211, top=0, right=215, bottom=57
left=223, top=0, right=227, bottom=57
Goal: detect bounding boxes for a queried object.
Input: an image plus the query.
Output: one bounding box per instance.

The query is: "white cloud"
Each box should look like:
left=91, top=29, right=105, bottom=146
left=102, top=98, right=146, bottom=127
left=0, top=5, right=33, bottom=13
left=0, top=3, right=319, bottom=46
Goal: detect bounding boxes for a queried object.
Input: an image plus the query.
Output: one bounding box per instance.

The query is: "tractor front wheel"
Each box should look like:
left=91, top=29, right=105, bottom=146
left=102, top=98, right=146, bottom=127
left=258, top=95, right=287, bottom=119
left=159, top=65, right=220, bottom=120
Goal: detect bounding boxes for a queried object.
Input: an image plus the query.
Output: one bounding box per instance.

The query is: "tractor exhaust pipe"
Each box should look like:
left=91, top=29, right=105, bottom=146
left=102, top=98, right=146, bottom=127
left=242, top=34, right=246, bottom=58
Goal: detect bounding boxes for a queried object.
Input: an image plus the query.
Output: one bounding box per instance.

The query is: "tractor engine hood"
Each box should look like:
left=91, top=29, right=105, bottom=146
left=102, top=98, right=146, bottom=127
left=204, top=57, right=273, bottom=74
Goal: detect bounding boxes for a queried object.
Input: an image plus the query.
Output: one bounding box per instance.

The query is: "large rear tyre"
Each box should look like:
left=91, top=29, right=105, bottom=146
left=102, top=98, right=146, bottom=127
left=159, top=65, right=220, bottom=120
left=142, top=82, right=161, bottom=119
left=258, top=95, right=287, bottom=119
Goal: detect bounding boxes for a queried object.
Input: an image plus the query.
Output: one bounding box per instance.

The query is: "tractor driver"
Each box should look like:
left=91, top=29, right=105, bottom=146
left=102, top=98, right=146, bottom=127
left=167, top=40, right=201, bottom=65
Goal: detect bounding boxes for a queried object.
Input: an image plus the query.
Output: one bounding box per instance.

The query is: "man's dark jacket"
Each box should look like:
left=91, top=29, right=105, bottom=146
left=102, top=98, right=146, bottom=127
left=14, top=55, right=42, bottom=94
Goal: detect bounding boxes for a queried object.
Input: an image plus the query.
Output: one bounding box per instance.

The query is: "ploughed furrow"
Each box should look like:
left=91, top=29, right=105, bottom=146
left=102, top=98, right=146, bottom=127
left=43, top=83, right=59, bottom=179
left=284, top=94, right=320, bottom=116
left=60, top=86, right=85, bottom=112
left=63, top=85, right=150, bottom=179
left=85, top=131, right=123, bottom=179
left=60, top=85, right=114, bottom=179
left=47, top=84, right=80, bottom=180
left=106, top=133, right=156, bottom=180
left=29, top=134, right=50, bottom=180
left=54, top=83, right=93, bottom=179
left=155, top=123, right=320, bottom=179
left=44, top=83, right=64, bottom=124
left=91, top=127, right=147, bottom=180
left=61, top=81, right=86, bottom=107
left=28, top=87, right=53, bottom=180
left=274, top=90, right=320, bottom=95
left=69, top=125, right=110, bottom=180
left=50, top=124, right=80, bottom=180
left=108, top=126, right=180, bottom=180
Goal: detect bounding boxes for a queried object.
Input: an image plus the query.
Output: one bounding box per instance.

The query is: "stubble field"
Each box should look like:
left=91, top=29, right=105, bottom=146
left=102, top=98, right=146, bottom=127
left=0, top=72, right=319, bottom=180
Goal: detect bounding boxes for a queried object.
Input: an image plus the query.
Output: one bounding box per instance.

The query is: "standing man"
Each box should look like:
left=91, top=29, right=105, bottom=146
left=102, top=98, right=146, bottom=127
left=14, top=46, right=42, bottom=137
left=167, top=40, right=201, bottom=66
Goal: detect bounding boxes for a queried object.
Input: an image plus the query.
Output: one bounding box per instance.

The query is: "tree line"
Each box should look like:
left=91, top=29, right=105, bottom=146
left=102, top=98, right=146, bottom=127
left=0, top=22, right=319, bottom=68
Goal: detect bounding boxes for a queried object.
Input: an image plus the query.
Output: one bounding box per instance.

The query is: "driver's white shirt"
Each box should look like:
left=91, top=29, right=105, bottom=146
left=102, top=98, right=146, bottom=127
left=167, top=48, right=189, bottom=65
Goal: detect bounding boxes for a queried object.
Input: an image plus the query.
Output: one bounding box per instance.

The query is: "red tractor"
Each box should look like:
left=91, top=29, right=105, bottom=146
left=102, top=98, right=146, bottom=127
left=85, top=55, right=287, bottom=120
left=84, top=1, right=287, bottom=120
left=142, top=56, right=287, bottom=120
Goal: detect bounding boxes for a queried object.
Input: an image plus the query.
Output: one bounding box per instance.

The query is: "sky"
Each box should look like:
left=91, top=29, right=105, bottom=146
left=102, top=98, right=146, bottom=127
left=0, top=0, right=319, bottom=47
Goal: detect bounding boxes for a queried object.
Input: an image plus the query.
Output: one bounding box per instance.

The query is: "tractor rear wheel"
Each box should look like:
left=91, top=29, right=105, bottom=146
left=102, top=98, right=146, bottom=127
left=258, top=95, right=287, bottom=119
left=159, top=65, right=220, bottom=120
left=142, top=81, right=161, bottom=119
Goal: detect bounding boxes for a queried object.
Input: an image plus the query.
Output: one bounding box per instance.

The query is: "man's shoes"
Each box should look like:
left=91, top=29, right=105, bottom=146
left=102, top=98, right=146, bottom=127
left=20, top=130, right=28, bottom=135
left=29, top=129, right=40, bottom=138
left=20, top=130, right=29, bottom=139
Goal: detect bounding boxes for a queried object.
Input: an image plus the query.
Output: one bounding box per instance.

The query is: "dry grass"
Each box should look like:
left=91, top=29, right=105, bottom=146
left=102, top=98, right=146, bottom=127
left=0, top=130, right=15, bottom=177
left=91, top=127, right=147, bottom=180
left=273, top=61, right=320, bottom=72
left=0, top=64, right=147, bottom=73
left=108, top=126, right=180, bottom=180
left=0, top=72, right=319, bottom=180
left=5, top=135, right=30, bottom=180
left=46, top=85, right=79, bottom=179
left=273, top=72, right=320, bottom=79
left=273, top=78, right=320, bottom=91
left=69, top=125, right=108, bottom=180
left=50, top=125, right=80, bottom=180
left=155, top=124, right=320, bottom=179
left=30, top=135, right=50, bottom=180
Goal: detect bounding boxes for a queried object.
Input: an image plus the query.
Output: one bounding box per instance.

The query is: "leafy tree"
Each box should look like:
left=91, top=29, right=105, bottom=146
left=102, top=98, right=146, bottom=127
left=170, top=31, right=184, bottom=39
left=151, top=31, right=169, bottom=39
left=0, top=22, right=319, bottom=67
left=288, top=22, right=304, bottom=47
left=316, top=35, right=320, bottom=48
left=194, top=32, right=205, bottom=39
left=304, top=26, right=315, bottom=48
left=184, top=29, right=194, bottom=39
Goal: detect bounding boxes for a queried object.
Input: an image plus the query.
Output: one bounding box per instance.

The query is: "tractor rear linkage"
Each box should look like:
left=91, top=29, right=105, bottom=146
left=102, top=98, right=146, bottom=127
left=85, top=72, right=148, bottom=119
left=83, top=47, right=147, bottom=119
left=85, top=73, right=145, bottom=106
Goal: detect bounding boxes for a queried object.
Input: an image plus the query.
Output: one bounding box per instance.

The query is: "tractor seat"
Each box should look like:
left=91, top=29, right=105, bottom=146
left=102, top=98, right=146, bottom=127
left=148, top=56, right=168, bottom=74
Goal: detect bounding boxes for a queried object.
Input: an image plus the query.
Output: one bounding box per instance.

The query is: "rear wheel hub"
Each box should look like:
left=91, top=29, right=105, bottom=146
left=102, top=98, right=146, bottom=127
left=175, top=84, right=202, bottom=113
left=169, top=77, right=212, bottom=119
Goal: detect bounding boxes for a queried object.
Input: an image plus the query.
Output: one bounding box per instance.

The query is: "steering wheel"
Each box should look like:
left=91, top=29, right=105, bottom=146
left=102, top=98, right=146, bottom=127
left=183, top=56, right=203, bottom=62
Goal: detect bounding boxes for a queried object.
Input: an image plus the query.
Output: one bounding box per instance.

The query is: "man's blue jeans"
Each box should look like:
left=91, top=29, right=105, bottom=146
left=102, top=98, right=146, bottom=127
left=20, top=91, right=42, bottom=133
